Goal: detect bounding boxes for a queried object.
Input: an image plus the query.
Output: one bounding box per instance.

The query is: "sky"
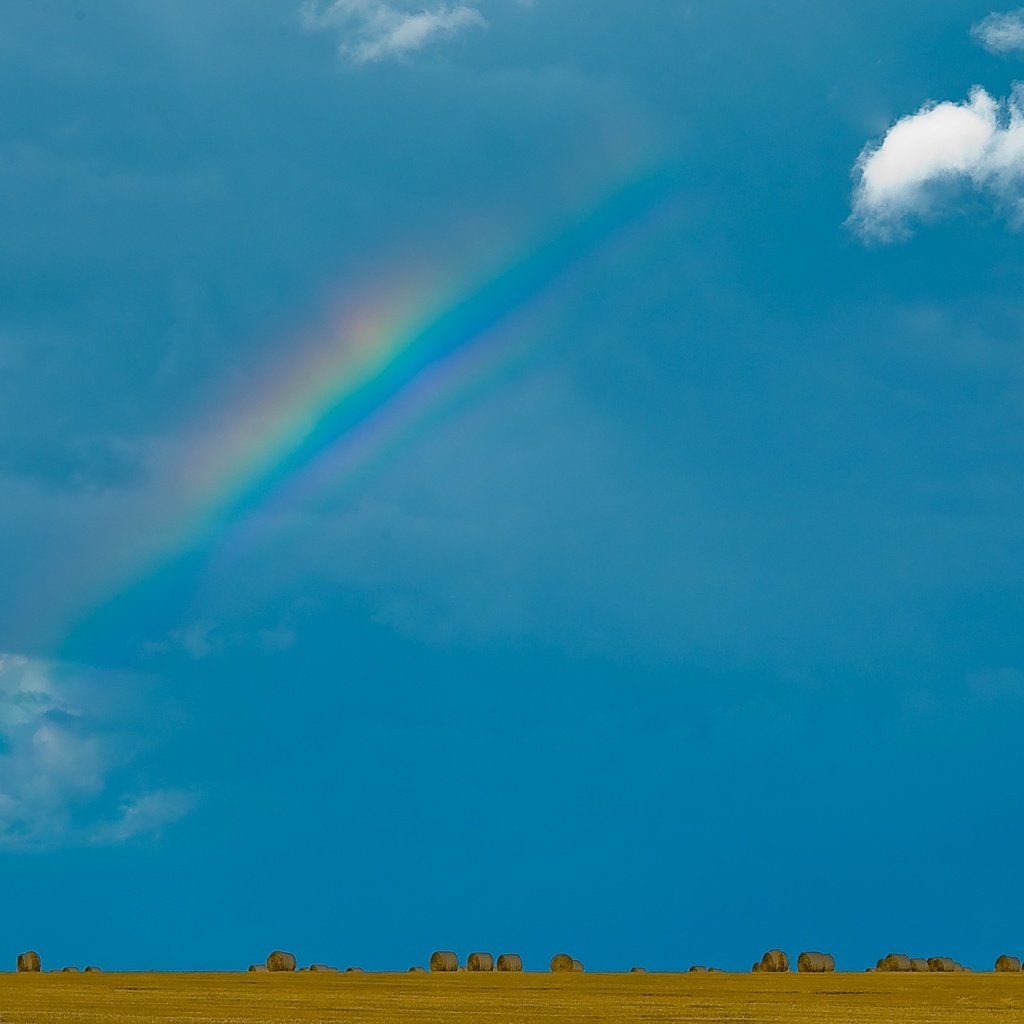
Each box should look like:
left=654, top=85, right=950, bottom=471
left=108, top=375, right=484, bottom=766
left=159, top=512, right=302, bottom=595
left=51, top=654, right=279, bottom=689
left=2, top=0, right=1024, bottom=973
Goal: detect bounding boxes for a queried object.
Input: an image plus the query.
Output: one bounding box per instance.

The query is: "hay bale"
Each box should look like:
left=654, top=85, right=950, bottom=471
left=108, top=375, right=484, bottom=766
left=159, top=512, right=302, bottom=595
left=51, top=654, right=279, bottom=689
left=17, top=951, right=41, bottom=973
left=84, top=966, right=102, bottom=974
left=61, top=967, right=79, bottom=973
left=708, top=968, right=725, bottom=973
left=751, top=962, right=763, bottom=973
left=910, top=959, right=930, bottom=972
left=928, top=957, right=956, bottom=973
left=689, top=965, right=709, bottom=973
left=345, top=967, right=364, bottom=973
left=996, top=955, right=1022, bottom=972
left=881, top=954, right=912, bottom=973
left=266, top=951, right=297, bottom=972
left=248, top=965, right=268, bottom=972
left=467, top=953, right=494, bottom=972
left=760, top=949, right=789, bottom=973
left=430, top=951, right=459, bottom=973
left=408, top=966, right=427, bottom=973
left=310, top=964, right=339, bottom=973
left=572, top=960, right=585, bottom=973
left=496, top=954, right=523, bottom=972
left=550, top=953, right=575, bottom=973
left=797, top=952, right=835, bottom=973
left=629, top=967, right=647, bottom=973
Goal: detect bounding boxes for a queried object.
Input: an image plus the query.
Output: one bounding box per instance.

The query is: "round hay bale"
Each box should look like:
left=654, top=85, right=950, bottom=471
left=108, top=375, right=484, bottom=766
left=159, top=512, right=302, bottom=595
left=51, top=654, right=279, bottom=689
left=797, top=952, right=835, bottom=973
left=928, top=957, right=956, bottom=973
left=430, top=951, right=459, bottom=973
left=17, top=951, right=41, bottom=973
left=310, top=964, right=339, bottom=973
left=467, top=953, right=494, bottom=972
left=84, top=966, right=102, bottom=974
left=751, top=962, right=762, bottom=973
left=910, top=959, right=930, bottom=972
left=496, top=954, right=523, bottom=972
left=760, top=949, right=789, bottom=973
left=550, top=953, right=575, bottom=973
left=408, top=966, right=427, bottom=973
left=266, top=951, right=297, bottom=972
left=248, top=965, right=268, bottom=972
left=996, top=955, right=1022, bottom=972
left=572, top=960, right=585, bottom=973
left=345, top=967, right=364, bottom=973
left=689, top=965, right=708, bottom=973
left=629, top=967, right=647, bottom=973
left=881, top=954, right=912, bottom=973
left=61, top=967, right=79, bottom=973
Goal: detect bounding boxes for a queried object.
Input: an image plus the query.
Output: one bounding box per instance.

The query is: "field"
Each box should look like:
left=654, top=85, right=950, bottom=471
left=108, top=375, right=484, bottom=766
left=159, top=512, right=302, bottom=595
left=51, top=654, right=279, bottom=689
left=2, top=972, right=1024, bottom=1023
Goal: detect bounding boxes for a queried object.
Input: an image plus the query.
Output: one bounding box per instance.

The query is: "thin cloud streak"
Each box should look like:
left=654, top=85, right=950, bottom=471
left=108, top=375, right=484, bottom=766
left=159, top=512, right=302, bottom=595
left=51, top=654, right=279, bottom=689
left=300, top=0, right=486, bottom=64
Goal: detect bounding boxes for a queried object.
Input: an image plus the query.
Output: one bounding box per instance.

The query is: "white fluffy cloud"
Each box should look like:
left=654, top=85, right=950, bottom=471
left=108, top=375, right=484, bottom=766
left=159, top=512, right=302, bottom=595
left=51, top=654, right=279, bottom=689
left=0, top=654, right=191, bottom=848
left=300, top=0, right=486, bottom=64
left=850, top=86, right=1024, bottom=240
left=972, top=9, right=1024, bottom=54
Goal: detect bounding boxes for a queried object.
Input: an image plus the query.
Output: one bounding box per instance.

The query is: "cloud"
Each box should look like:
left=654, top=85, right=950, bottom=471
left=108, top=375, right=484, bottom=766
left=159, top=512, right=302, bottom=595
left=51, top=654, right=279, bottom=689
left=849, top=86, right=1024, bottom=240
left=89, top=789, right=195, bottom=845
left=972, top=9, right=1024, bottom=55
left=0, top=654, right=192, bottom=848
left=300, top=0, right=486, bottom=64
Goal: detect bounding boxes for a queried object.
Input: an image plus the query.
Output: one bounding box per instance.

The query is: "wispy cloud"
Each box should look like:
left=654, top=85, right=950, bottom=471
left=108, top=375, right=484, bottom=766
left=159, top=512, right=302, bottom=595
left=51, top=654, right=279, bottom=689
left=972, top=8, right=1024, bottom=55
left=300, top=0, right=486, bottom=64
left=849, top=86, right=1024, bottom=240
left=89, top=790, right=195, bottom=845
left=0, top=654, right=192, bottom=849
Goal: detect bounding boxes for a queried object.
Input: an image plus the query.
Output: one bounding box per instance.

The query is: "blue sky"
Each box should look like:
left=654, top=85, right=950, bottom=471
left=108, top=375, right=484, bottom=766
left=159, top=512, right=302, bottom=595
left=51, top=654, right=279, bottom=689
left=3, top=0, right=1024, bottom=972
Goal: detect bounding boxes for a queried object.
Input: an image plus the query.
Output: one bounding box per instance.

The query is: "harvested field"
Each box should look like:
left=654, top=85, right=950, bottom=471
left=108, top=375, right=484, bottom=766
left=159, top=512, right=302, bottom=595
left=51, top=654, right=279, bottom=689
left=0, top=970, right=1023, bottom=1023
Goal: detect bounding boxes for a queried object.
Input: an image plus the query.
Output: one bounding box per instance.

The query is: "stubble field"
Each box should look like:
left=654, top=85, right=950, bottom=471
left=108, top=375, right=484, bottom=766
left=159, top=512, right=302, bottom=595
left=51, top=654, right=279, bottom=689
left=1, top=971, right=1023, bottom=1024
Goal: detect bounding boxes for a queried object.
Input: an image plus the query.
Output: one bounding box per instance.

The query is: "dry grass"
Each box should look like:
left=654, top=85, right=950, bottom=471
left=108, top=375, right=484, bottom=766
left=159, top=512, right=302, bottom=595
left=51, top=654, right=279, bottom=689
left=0, top=971, right=1022, bottom=1023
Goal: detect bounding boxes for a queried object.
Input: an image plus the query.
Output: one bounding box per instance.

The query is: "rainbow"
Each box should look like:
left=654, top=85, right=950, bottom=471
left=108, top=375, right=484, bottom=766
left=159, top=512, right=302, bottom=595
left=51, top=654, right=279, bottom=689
left=61, top=165, right=675, bottom=646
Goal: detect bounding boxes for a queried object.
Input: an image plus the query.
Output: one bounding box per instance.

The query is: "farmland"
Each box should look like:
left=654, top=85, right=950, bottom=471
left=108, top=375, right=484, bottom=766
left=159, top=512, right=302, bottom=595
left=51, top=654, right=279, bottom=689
left=2, top=971, right=1023, bottom=1023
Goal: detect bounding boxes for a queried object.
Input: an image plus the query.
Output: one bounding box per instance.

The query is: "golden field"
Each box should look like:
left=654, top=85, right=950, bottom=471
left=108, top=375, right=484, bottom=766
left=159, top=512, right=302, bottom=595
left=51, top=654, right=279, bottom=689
left=2, top=971, right=1024, bottom=1023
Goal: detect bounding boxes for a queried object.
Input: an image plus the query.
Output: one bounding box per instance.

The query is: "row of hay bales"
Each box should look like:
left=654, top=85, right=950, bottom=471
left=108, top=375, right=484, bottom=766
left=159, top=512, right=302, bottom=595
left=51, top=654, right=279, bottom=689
left=870, top=953, right=974, bottom=973
left=18, top=946, right=1024, bottom=974
left=428, top=951, right=566, bottom=972
left=253, top=948, right=1023, bottom=975
left=251, top=953, right=371, bottom=973
left=15, top=953, right=100, bottom=974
